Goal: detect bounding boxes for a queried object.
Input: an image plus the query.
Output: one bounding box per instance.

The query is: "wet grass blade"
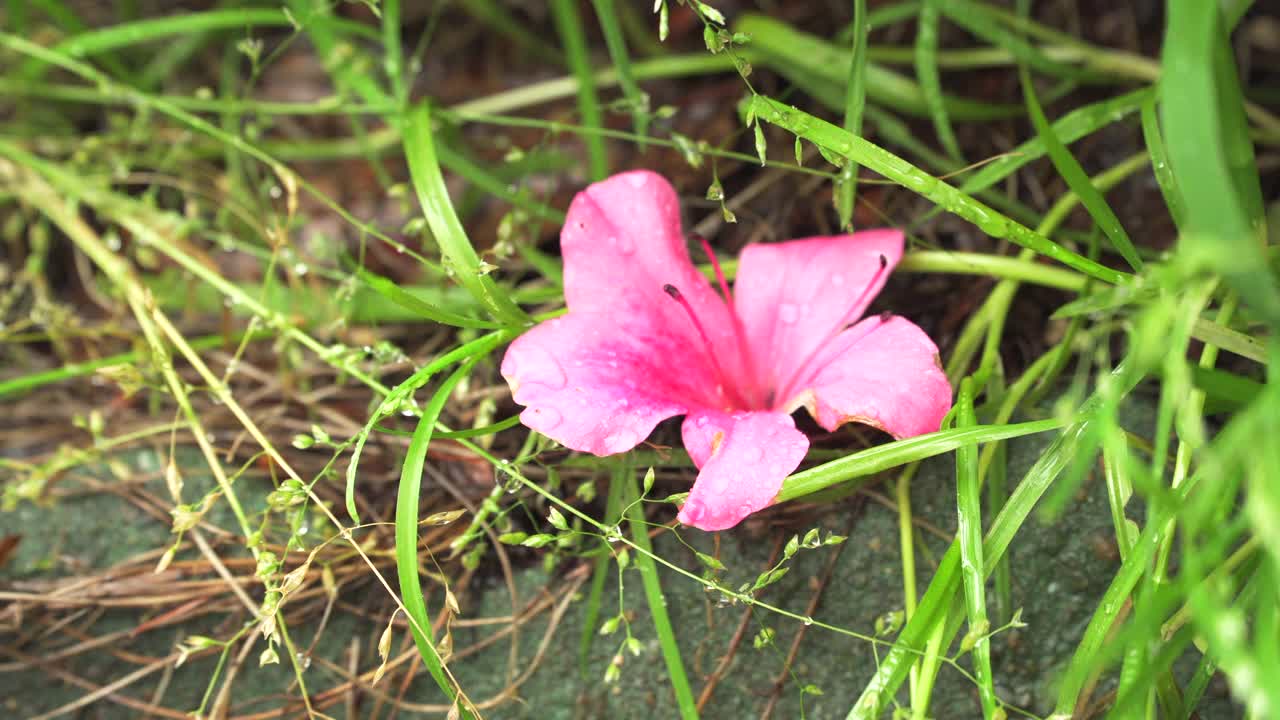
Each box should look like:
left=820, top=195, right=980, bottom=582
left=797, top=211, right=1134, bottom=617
left=835, top=0, right=869, bottom=230
left=957, top=88, right=1149, bottom=196
left=916, top=0, right=963, bottom=162
left=1018, top=64, right=1142, bottom=271
left=1139, top=92, right=1186, bottom=231
left=747, top=94, right=1128, bottom=284
left=954, top=379, right=998, bottom=718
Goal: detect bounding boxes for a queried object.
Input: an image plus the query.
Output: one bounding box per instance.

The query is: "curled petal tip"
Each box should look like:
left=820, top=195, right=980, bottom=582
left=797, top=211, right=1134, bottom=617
left=677, top=497, right=706, bottom=527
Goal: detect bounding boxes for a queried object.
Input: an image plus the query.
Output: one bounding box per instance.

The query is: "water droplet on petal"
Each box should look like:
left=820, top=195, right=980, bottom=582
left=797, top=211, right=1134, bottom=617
left=832, top=273, right=845, bottom=287
left=626, top=173, right=649, bottom=188
left=695, top=416, right=710, bottom=428
left=779, top=303, right=799, bottom=324
left=745, top=447, right=764, bottom=462
left=617, top=236, right=636, bottom=254
left=618, top=397, right=629, bottom=407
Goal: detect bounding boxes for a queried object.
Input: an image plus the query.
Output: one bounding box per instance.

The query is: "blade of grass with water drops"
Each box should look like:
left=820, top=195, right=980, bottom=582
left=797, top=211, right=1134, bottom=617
left=916, top=0, right=963, bottom=162
left=746, top=94, right=1127, bottom=284
left=954, top=379, right=998, bottom=718
left=835, top=0, right=869, bottom=230
left=1019, top=64, right=1142, bottom=271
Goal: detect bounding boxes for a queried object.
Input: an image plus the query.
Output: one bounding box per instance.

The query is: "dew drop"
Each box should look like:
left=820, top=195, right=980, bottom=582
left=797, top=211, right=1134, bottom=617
left=626, top=173, right=649, bottom=188
left=616, top=235, right=636, bottom=255
left=745, top=447, right=764, bottom=462
left=779, top=303, right=799, bottom=324
left=831, top=273, right=845, bottom=287
left=695, top=416, right=710, bottom=428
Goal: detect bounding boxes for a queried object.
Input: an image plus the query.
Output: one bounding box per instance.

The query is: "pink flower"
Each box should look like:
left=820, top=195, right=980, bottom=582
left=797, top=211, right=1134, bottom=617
left=501, top=171, right=952, bottom=531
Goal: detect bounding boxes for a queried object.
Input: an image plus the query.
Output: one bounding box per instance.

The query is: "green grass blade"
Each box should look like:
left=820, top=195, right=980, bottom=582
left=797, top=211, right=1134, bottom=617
left=402, top=103, right=528, bottom=326
left=382, top=0, right=407, bottom=105
left=1139, top=92, right=1186, bottom=231
left=737, top=14, right=1023, bottom=121
left=592, top=0, right=649, bottom=140
left=916, top=1, right=963, bottom=162
left=838, top=0, right=924, bottom=40
left=847, top=363, right=1140, bottom=718
left=835, top=0, right=869, bottom=230
left=355, top=267, right=502, bottom=329
left=0, top=332, right=250, bottom=399
left=747, top=94, right=1128, bottom=284
left=954, top=379, right=998, bottom=718
left=394, top=359, right=481, bottom=716
left=620, top=461, right=699, bottom=719
left=28, top=0, right=89, bottom=35
left=1018, top=64, right=1142, bottom=270
left=345, top=330, right=511, bottom=523
left=436, top=140, right=567, bottom=224
left=957, top=88, right=1149, bottom=196
left=20, top=8, right=377, bottom=79
left=777, top=419, right=1060, bottom=503
left=936, top=0, right=1098, bottom=82
left=551, top=0, right=608, bottom=181
left=1162, top=0, right=1280, bottom=327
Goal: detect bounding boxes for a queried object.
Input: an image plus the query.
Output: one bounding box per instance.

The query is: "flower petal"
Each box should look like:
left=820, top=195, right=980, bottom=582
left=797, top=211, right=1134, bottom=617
left=502, top=312, right=717, bottom=456
left=789, top=315, right=952, bottom=439
left=561, top=171, right=750, bottom=389
left=733, top=230, right=904, bottom=402
left=677, top=410, right=809, bottom=531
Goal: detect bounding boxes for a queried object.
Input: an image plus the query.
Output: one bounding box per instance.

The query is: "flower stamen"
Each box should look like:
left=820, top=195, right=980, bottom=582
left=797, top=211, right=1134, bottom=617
left=694, top=235, right=765, bottom=408
left=663, top=283, right=749, bottom=408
